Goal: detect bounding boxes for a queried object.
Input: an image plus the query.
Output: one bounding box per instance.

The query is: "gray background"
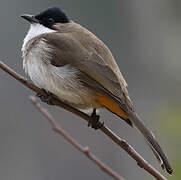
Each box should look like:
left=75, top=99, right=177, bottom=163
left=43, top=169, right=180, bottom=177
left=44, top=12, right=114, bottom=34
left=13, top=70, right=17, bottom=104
left=0, top=0, right=180, bottom=180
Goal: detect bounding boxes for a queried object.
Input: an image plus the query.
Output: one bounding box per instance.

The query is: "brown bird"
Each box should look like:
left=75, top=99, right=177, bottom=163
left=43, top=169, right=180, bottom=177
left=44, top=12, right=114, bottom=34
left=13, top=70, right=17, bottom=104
left=21, top=7, right=172, bottom=174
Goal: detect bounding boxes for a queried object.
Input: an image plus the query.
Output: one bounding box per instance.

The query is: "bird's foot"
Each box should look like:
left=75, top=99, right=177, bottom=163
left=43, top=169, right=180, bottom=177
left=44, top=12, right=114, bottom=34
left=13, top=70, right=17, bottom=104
left=88, top=109, right=104, bottom=130
left=36, top=89, right=54, bottom=105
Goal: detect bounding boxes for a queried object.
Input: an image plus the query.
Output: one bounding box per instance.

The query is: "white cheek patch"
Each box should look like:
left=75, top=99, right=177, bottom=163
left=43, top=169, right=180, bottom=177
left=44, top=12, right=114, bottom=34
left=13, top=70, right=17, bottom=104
left=22, top=23, right=56, bottom=52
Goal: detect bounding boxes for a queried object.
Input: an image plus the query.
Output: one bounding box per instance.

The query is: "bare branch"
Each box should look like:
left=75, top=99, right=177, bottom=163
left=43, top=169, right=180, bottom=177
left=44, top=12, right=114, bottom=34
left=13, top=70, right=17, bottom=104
left=29, top=96, right=124, bottom=180
left=0, top=61, right=167, bottom=180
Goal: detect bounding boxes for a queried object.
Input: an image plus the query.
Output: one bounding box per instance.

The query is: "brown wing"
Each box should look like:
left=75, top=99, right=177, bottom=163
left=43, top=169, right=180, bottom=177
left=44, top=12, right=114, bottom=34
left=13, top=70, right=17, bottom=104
left=54, top=21, right=128, bottom=90
left=40, top=32, right=133, bottom=111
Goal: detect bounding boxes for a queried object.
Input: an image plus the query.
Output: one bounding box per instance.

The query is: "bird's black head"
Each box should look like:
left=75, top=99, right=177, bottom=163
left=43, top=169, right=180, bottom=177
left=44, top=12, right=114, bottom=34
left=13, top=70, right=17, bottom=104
left=21, top=7, right=69, bottom=29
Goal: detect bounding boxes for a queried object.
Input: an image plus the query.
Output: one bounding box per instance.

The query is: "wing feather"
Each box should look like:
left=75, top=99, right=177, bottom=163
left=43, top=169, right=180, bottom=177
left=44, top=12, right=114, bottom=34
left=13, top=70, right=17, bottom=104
left=40, top=32, right=133, bottom=111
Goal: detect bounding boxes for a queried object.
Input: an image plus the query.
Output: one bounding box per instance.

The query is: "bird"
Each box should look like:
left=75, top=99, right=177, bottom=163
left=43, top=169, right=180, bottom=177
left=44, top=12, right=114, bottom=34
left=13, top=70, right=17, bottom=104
left=21, top=7, right=172, bottom=174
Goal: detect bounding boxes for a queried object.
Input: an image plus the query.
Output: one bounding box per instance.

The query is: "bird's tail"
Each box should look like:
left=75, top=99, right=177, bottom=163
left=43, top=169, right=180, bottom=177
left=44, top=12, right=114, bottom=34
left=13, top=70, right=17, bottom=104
left=127, top=111, right=173, bottom=174
left=97, top=93, right=173, bottom=174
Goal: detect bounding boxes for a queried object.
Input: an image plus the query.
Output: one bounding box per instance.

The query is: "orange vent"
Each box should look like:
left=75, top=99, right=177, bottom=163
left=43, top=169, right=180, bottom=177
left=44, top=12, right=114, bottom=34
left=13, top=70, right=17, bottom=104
left=96, top=93, right=128, bottom=120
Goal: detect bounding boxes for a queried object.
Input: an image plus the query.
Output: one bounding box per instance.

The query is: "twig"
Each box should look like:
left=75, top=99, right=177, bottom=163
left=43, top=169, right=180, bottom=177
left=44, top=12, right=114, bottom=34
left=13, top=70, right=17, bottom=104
left=0, top=61, right=167, bottom=180
left=29, top=96, right=124, bottom=180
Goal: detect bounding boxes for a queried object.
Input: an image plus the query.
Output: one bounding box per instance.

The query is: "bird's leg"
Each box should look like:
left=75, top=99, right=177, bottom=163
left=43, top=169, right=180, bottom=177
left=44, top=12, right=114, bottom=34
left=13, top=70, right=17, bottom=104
left=36, top=89, right=54, bottom=105
left=88, top=108, right=104, bottom=130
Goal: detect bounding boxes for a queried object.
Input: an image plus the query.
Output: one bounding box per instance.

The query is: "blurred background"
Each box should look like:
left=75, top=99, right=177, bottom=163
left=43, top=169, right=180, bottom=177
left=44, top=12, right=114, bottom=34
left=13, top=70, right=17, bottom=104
left=0, top=0, right=180, bottom=179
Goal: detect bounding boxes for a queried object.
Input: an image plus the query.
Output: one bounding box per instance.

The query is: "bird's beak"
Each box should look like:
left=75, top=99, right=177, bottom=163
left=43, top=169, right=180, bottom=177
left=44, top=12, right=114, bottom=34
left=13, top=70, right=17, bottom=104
left=21, top=14, right=39, bottom=23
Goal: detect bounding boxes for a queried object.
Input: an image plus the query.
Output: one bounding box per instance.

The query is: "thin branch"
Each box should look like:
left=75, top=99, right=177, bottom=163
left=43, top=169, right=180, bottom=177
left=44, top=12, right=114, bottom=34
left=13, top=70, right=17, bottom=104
left=0, top=61, right=167, bottom=180
left=29, top=96, right=124, bottom=180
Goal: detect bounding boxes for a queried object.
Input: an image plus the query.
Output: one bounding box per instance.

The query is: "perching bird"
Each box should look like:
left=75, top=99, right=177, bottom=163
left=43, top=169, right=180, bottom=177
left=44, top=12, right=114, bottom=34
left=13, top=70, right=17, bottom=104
left=21, top=7, right=172, bottom=174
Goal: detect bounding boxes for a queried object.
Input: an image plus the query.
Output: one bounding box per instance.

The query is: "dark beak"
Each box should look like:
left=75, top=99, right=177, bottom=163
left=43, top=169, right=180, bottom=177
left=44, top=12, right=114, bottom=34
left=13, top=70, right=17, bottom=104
left=21, top=14, right=39, bottom=23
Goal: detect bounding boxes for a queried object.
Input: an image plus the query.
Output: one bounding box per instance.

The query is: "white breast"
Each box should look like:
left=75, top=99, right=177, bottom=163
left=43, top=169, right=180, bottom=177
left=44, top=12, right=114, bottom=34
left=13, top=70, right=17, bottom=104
left=23, top=38, right=81, bottom=101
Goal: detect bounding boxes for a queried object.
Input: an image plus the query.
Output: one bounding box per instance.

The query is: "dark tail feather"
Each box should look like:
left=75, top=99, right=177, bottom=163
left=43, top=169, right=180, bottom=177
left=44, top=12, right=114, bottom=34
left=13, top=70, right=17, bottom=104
left=127, top=111, right=173, bottom=175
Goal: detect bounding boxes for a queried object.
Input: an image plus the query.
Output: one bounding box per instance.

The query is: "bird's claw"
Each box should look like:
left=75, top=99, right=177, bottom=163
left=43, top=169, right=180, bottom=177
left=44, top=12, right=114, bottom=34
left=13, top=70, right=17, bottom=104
left=36, top=89, right=54, bottom=105
left=88, top=109, right=104, bottom=130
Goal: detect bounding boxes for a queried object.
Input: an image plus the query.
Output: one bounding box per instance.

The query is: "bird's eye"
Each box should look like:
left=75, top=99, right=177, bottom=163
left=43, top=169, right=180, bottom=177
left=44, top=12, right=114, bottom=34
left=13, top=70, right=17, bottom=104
left=48, top=18, right=55, bottom=24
